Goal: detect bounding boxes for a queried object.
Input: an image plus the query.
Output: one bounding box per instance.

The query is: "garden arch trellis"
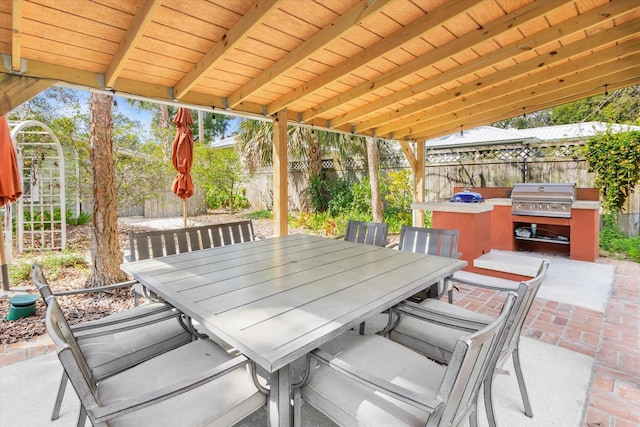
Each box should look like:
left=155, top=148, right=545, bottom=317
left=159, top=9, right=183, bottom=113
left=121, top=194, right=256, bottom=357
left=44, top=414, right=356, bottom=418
left=9, top=120, right=68, bottom=253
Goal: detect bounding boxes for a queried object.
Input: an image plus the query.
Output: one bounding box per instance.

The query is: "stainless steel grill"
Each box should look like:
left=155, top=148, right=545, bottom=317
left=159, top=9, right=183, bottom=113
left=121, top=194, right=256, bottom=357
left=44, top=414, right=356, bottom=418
left=511, top=183, right=575, bottom=218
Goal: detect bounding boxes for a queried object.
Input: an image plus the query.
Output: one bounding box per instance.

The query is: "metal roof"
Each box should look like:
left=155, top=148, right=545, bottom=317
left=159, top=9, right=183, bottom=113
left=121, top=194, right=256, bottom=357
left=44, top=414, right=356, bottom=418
left=425, top=122, right=640, bottom=148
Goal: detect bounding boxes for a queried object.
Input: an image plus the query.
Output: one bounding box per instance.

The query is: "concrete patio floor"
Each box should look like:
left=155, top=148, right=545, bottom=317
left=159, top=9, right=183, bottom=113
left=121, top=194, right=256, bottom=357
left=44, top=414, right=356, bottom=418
left=1, top=252, right=638, bottom=426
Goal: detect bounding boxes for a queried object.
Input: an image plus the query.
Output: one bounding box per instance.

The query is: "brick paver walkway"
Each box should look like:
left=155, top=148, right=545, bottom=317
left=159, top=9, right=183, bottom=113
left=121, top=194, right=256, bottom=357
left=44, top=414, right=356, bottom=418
left=1, top=259, right=638, bottom=426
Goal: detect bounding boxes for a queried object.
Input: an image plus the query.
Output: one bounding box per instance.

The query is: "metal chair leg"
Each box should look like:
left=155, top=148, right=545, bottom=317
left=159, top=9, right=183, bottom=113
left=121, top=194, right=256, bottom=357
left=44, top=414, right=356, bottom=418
left=52, top=371, right=68, bottom=420
left=513, top=343, right=533, bottom=417
left=468, top=404, right=479, bottom=427
left=483, top=370, right=498, bottom=427
left=77, top=405, right=87, bottom=427
left=293, top=388, right=302, bottom=427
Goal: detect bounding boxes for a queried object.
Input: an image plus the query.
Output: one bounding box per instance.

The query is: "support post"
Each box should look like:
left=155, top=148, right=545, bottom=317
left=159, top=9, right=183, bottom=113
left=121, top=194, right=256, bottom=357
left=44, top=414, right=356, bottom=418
left=413, top=141, right=425, bottom=226
left=273, top=110, right=288, bottom=236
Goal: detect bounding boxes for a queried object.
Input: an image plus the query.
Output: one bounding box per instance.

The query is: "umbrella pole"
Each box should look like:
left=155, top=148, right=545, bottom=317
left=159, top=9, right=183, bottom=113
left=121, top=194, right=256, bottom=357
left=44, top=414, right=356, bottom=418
left=0, top=217, right=9, bottom=290
left=183, top=199, right=188, bottom=228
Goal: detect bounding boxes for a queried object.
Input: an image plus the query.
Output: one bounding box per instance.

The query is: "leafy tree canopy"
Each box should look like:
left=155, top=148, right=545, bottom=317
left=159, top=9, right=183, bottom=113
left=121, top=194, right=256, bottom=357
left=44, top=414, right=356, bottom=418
left=493, top=85, right=640, bottom=128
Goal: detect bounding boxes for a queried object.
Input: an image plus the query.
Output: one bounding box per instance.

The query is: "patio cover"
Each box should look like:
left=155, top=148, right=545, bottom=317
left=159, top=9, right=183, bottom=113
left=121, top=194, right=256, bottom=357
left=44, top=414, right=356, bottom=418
left=1, top=0, right=639, bottom=233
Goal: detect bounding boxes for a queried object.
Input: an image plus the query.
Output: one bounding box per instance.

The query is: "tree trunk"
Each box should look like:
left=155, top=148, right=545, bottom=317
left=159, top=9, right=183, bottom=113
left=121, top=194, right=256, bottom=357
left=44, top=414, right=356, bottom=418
left=304, top=131, right=323, bottom=212
left=367, top=137, right=383, bottom=223
left=87, top=93, right=127, bottom=287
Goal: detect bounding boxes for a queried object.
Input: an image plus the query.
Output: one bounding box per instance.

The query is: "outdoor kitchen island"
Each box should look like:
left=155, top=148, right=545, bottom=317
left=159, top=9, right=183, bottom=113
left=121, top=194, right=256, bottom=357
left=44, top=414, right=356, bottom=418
left=413, top=189, right=600, bottom=278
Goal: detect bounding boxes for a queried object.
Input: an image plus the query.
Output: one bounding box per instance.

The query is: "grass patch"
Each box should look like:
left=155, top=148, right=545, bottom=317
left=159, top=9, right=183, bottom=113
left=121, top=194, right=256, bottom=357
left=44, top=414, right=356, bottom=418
left=9, top=251, right=88, bottom=284
left=247, top=209, right=272, bottom=220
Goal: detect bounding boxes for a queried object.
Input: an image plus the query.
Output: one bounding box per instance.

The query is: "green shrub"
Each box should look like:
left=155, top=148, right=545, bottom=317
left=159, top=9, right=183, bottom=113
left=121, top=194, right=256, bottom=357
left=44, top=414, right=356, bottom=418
left=350, top=178, right=372, bottom=217
left=306, top=174, right=329, bottom=212
left=326, top=178, right=353, bottom=217
left=67, top=211, right=91, bottom=226
left=599, top=214, right=640, bottom=262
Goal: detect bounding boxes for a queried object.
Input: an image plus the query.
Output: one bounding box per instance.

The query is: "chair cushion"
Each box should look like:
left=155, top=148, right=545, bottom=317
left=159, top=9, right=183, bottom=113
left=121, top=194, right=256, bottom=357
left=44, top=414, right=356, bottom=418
left=417, top=298, right=495, bottom=324
left=97, top=339, right=266, bottom=427
left=389, top=299, right=494, bottom=363
left=80, top=315, right=193, bottom=379
left=302, top=334, right=445, bottom=426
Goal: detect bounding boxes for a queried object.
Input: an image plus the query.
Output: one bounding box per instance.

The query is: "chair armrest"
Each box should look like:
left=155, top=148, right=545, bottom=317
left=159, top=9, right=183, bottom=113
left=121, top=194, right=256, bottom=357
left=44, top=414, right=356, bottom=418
left=309, top=348, right=443, bottom=413
left=52, top=280, right=138, bottom=296
left=447, top=271, right=520, bottom=292
left=124, top=254, right=135, bottom=262
left=70, top=307, right=180, bottom=337
left=391, top=301, right=487, bottom=332
left=92, top=354, right=251, bottom=422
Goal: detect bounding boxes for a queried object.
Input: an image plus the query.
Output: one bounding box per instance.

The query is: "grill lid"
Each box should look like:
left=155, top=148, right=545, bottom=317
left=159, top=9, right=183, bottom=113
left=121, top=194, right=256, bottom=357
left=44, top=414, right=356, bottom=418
left=511, top=183, right=575, bottom=202
left=450, top=189, right=484, bottom=203
left=511, top=183, right=575, bottom=218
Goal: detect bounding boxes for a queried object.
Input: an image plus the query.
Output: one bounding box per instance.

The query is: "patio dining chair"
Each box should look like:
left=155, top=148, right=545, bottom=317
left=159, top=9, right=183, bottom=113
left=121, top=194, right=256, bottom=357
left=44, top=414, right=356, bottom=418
left=293, top=292, right=517, bottom=427
left=391, top=225, right=462, bottom=302
left=335, top=219, right=389, bottom=247
left=127, top=220, right=258, bottom=305
left=32, top=264, right=194, bottom=422
left=44, top=295, right=267, bottom=427
left=388, top=260, right=549, bottom=427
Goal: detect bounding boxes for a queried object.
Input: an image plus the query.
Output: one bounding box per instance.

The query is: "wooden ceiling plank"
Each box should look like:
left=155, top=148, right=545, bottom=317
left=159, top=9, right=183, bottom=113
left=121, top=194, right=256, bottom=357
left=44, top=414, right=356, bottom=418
left=396, top=47, right=640, bottom=138
left=267, top=0, right=479, bottom=115
left=10, top=0, right=22, bottom=71
left=323, top=0, right=587, bottom=127
left=309, top=0, right=569, bottom=125
left=330, top=0, right=632, bottom=129
left=105, top=0, right=163, bottom=89
left=411, top=72, right=640, bottom=142
left=400, top=60, right=640, bottom=141
left=227, top=0, right=388, bottom=108
left=173, top=0, right=283, bottom=100
left=370, top=20, right=640, bottom=135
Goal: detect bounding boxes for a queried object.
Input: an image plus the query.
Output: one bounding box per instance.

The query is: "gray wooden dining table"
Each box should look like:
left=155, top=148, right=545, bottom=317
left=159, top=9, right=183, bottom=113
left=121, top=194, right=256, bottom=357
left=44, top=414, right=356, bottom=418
left=121, top=233, right=467, bottom=427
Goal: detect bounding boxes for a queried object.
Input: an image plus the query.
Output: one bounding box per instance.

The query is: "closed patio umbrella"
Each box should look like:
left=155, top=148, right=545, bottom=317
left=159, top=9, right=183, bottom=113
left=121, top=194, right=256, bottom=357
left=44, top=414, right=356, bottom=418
left=0, top=115, right=22, bottom=290
left=171, top=108, right=194, bottom=227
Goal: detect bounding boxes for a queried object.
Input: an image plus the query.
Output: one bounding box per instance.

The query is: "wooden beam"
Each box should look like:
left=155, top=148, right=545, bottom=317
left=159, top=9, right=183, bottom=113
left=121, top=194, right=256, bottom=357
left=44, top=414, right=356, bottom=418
left=413, top=141, right=425, bottom=227
left=374, top=23, right=640, bottom=136
left=268, top=0, right=478, bottom=115
left=397, top=139, right=417, bottom=173
left=406, top=66, right=640, bottom=141
left=0, top=74, right=54, bottom=116
left=11, top=0, right=23, bottom=72
left=173, top=0, right=283, bottom=100
left=273, top=110, right=288, bottom=237
left=105, top=0, right=163, bottom=88
left=0, top=59, right=266, bottom=116
left=331, top=0, right=632, bottom=129
left=226, top=0, right=387, bottom=108
left=309, top=0, right=568, bottom=125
